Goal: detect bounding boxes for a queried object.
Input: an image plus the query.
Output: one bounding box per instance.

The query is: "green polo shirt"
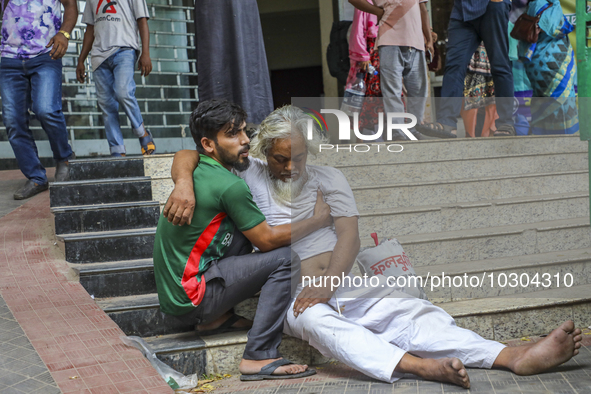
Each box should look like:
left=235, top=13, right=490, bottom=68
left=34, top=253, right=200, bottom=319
left=153, top=155, right=266, bottom=315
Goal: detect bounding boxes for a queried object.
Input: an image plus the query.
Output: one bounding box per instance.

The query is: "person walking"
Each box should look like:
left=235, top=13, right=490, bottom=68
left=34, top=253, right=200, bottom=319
left=77, top=0, right=156, bottom=156
left=0, top=0, right=77, bottom=199
left=417, top=0, right=516, bottom=138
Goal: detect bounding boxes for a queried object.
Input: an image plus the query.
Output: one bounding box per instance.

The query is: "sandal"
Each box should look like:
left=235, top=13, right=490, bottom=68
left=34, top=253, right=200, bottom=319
left=416, top=122, right=457, bottom=139
left=493, top=124, right=516, bottom=137
left=240, top=358, right=317, bottom=381
left=139, top=129, right=156, bottom=155
left=196, top=313, right=252, bottom=336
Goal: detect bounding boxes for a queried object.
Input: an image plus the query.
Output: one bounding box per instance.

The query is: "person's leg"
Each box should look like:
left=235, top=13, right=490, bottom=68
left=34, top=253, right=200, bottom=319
left=477, top=1, right=514, bottom=129
left=402, top=48, right=429, bottom=124
left=437, top=19, right=481, bottom=128
left=481, top=103, right=499, bottom=137
left=198, top=244, right=298, bottom=361
left=111, top=49, right=146, bottom=138
left=285, top=296, right=405, bottom=383
left=93, top=57, right=126, bottom=155
left=28, top=53, right=73, bottom=165
left=461, top=105, right=478, bottom=138
left=378, top=46, right=408, bottom=140
left=0, top=56, right=47, bottom=185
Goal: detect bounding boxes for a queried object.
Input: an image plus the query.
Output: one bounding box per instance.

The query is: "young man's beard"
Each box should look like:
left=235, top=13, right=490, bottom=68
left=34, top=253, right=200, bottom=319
left=215, top=142, right=251, bottom=172
left=269, top=169, right=308, bottom=206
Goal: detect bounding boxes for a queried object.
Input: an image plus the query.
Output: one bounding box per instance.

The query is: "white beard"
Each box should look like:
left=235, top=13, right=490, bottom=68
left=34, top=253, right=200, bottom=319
left=269, top=170, right=308, bottom=207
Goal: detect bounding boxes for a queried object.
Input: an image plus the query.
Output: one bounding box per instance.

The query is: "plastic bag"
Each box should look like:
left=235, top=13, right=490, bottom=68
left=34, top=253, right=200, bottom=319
left=120, top=335, right=198, bottom=392
left=356, top=235, right=428, bottom=300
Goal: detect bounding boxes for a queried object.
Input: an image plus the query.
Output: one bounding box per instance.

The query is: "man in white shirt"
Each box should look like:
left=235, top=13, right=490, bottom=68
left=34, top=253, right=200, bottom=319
left=166, top=105, right=583, bottom=388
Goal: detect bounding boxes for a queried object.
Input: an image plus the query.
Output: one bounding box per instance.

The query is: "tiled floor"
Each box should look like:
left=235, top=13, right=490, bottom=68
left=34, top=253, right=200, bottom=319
left=208, top=341, right=591, bottom=393
left=0, top=293, right=61, bottom=394
left=0, top=170, right=173, bottom=394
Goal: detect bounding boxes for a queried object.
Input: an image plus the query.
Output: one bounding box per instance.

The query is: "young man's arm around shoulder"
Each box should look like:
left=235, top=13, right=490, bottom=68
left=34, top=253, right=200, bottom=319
left=163, top=149, right=332, bottom=250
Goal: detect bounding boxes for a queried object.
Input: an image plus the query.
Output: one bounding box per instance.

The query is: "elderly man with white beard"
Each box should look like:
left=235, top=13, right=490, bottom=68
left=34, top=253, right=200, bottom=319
left=166, top=105, right=583, bottom=389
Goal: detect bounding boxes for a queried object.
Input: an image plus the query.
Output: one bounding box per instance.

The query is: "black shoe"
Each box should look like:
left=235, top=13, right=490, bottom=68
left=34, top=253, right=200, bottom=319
left=14, top=180, right=49, bottom=200
left=55, top=160, right=70, bottom=182
left=390, top=130, right=411, bottom=141
left=410, top=128, right=426, bottom=140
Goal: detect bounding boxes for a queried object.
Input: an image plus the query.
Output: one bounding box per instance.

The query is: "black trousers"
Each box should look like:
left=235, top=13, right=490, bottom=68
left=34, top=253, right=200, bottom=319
left=176, top=231, right=300, bottom=360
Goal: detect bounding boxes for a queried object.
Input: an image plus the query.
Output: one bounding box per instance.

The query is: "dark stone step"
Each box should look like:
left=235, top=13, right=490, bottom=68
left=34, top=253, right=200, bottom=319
left=144, top=332, right=208, bottom=376
left=50, top=177, right=153, bottom=207
left=69, top=157, right=145, bottom=181
left=52, top=201, right=160, bottom=235
left=74, top=259, right=156, bottom=298
left=60, top=228, right=155, bottom=264
left=97, top=294, right=193, bottom=337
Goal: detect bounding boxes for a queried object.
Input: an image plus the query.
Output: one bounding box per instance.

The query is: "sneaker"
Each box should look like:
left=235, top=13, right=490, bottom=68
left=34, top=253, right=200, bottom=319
left=55, top=160, right=70, bottom=182
left=14, top=180, right=49, bottom=200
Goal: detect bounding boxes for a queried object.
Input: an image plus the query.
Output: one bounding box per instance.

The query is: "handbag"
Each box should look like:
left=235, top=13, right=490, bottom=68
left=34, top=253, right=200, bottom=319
left=510, top=2, right=553, bottom=44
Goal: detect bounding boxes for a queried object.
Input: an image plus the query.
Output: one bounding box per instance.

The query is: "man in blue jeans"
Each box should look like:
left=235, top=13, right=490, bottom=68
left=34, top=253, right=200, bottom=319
left=0, top=0, right=77, bottom=199
left=77, top=0, right=155, bottom=157
left=417, top=0, right=515, bottom=138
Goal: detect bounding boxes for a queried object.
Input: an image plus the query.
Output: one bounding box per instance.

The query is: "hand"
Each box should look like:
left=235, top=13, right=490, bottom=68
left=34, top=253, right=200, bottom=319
left=358, top=61, right=370, bottom=73
left=47, top=32, right=69, bottom=60
left=313, top=189, right=332, bottom=228
left=425, top=42, right=434, bottom=62
left=163, top=180, right=195, bottom=225
left=490, top=0, right=503, bottom=2
left=293, top=285, right=334, bottom=317
left=138, top=52, right=152, bottom=77
left=76, top=61, right=87, bottom=83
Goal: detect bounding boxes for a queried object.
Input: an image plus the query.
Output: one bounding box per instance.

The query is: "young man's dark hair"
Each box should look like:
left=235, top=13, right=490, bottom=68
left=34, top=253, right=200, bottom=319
left=190, top=99, right=248, bottom=153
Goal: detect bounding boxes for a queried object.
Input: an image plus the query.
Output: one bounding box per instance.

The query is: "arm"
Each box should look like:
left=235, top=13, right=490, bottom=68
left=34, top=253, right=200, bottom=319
left=241, top=195, right=331, bottom=252
left=48, top=0, right=78, bottom=59
left=164, top=150, right=332, bottom=237
left=76, top=26, right=95, bottom=83
left=293, top=216, right=361, bottom=316
left=349, top=9, right=370, bottom=71
left=137, top=17, right=152, bottom=76
left=419, top=3, right=434, bottom=57
left=348, top=0, right=384, bottom=21
left=163, top=149, right=199, bottom=225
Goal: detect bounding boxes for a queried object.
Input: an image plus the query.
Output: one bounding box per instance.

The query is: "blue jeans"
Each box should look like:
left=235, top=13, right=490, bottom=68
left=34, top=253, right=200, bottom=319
left=93, top=48, right=145, bottom=155
left=0, top=52, right=73, bottom=184
left=438, top=0, right=514, bottom=129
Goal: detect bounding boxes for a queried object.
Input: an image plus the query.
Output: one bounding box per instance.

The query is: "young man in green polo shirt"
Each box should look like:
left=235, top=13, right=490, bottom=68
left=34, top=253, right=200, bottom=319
left=153, top=99, right=331, bottom=380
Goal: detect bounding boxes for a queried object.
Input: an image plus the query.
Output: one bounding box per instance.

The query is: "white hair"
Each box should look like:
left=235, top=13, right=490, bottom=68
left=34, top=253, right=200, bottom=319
left=250, top=105, right=328, bottom=160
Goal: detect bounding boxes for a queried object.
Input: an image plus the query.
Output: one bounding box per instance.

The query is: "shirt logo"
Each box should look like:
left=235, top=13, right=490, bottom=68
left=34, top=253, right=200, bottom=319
left=96, top=0, right=117, bottom=15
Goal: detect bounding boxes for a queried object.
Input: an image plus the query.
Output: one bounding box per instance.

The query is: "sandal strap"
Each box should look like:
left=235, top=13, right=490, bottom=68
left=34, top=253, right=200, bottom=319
left=259, top=359, right=293, bottom=375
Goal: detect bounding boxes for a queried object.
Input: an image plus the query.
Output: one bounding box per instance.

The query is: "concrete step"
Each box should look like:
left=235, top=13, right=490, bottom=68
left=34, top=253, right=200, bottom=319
left=352, top=170, right=588, bottom=211
left=69, top=157, right=145, bottom=181
left=97, top=293, right=193, bottom=337
left=50, top=177, right=153, bottom=207
left=144, top=331, right=327, bottom=377
left=73, top=259, right=156, bottom=298
left=308, top=135, right=587, bottom=166
left=140, top=284, right=591, bottom=376
left=358, top=191, right=589, bottom=237
left=97, top=292, right=258, bottom=338
left=443, top=283, right=591, bottom=341
left=415, top=247, right=591, bottom=302
left=58, top=228, right=156, bottom=264
left=51, top=201, right=160, bottom=235
left=337, top=151, right=588, bottom=187
left=387, top=217, right=591, bottom=267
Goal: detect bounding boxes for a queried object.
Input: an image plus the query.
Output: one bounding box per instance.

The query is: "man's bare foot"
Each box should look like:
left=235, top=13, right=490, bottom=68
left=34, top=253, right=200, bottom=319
left=396, top=354, right=470, bottom=389
left=239, top=358, right=309, bottom=376
left=196, top=311, right=252, bottom=332
left=497, top=320, right=582, bottom=375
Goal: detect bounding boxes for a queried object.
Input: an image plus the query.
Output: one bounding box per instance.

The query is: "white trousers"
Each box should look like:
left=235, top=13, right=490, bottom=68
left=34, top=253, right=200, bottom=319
left=284, top=276, right=506, bottom=383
